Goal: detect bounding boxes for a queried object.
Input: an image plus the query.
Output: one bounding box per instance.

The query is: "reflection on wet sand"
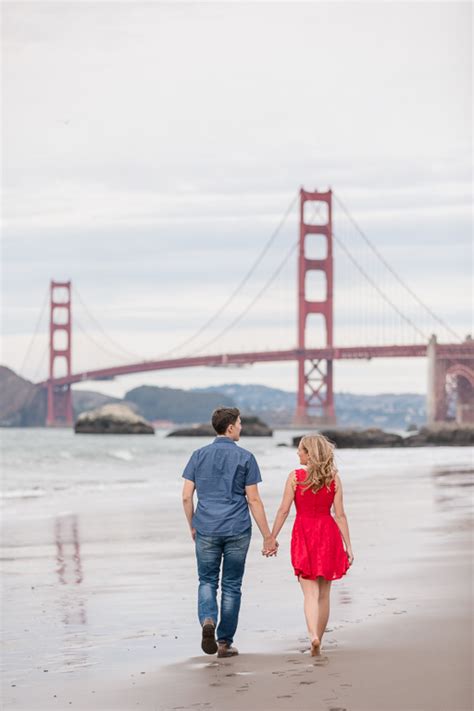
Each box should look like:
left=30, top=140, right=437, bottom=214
left=54, top=514, right=89, bottom=670
left=337, top=586, right=352, bottom=606
left=55, top=514, right=83, bottom=586
left=431, top=466, right=474, bottom=526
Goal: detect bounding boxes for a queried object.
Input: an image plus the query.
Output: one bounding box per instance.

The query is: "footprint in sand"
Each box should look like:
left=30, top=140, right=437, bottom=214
left=312, top=657, right=329, bottom=667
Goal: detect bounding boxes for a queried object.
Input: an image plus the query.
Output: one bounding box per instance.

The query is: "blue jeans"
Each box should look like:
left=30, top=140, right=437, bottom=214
left=195, top=529, right=251, bottom=646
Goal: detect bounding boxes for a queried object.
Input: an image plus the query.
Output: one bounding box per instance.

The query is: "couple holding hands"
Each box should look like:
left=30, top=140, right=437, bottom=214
left=182, top=407, right=354, bottom=658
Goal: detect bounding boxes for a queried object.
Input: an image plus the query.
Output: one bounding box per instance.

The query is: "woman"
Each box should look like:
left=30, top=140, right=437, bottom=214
left=270, top=434, right=354, bottom=656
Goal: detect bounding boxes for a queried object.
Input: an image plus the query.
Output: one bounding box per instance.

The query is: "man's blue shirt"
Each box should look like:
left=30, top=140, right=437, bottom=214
left=182, top=436, right=262, bottom=536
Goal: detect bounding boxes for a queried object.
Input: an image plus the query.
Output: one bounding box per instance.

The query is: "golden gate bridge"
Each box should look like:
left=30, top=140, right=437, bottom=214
left=23, top=188, right=473, bottom=427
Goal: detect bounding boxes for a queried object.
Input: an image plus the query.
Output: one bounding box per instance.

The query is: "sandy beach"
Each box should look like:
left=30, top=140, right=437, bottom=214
left=1, top=432, right=473, bottom=710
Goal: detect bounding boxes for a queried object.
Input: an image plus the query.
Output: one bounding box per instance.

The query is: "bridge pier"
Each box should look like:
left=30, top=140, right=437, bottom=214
left=427, top=334, right=474, bottom=425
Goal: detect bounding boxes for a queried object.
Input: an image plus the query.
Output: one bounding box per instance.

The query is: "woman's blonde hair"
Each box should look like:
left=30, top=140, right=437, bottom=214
left=297, top=433, right=336, bottom=493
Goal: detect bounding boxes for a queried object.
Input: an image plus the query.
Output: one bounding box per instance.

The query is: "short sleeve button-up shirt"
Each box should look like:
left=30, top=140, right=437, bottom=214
left=182, top=436, right=262, bottom=535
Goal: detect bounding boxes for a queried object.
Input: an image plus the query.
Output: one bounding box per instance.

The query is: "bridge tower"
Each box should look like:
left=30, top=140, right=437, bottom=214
left=294, top=188, right=336, bottom=425
left=46, top=280, right=73, bottom=426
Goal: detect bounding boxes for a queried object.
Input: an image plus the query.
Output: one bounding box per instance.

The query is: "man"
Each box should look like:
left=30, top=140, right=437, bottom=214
left=182, top=406, right=277, bottom=657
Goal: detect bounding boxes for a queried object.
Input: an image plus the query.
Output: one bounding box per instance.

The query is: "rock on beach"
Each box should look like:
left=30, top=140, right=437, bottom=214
left=167, top=416, right=272, bottom=437
left=292, top=425, right=474, bottom=448
left=74, top=403, right=155, bottom=434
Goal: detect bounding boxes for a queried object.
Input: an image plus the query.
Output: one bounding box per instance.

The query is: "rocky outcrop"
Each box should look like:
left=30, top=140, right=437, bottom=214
left=75, top=403, right=155, bottom=434
left=73, top=390, right=121, bottom=415
left=293, top=428, right=404, bottom=449
left=167, top=424, right=214, bottom=437
left=167, top=416, right=273, bottom=437
left=404, top=426, right=474, bottom=447
left=240, top=416, right=273, bottom=436
left=292, top=425, right=474, bottom=448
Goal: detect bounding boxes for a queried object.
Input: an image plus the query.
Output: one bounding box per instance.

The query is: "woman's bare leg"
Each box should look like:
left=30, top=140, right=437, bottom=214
left=317, top=578, right=332, bottom=642
left=299, top=577, right=320, bottom=649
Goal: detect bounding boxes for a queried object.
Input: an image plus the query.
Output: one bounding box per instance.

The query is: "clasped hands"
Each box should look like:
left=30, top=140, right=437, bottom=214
left=262, top=534, right=278, bottom=557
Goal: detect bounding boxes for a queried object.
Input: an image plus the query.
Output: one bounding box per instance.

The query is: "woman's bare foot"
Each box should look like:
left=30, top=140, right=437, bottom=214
left=310, top=638, right=321, bottom=656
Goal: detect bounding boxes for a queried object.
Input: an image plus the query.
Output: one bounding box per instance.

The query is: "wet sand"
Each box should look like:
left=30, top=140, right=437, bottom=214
left=9, top=548, right=470, bottom=711
left=2, top=444, right=473, bottom=710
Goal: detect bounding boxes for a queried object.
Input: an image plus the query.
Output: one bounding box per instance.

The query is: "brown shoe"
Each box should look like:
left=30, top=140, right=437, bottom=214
left=201, top=618, right=218, bottom=655
left=217, top=642, right=239, bottom=658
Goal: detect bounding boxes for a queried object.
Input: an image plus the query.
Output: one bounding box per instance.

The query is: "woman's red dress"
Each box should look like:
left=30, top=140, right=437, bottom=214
left=291, top=468, right=350, bottom=581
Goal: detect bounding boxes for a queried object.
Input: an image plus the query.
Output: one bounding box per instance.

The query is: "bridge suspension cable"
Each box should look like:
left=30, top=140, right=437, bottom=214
left=333, top=192, right=462, bottom=341
left=74, top=314, right=136, bottom=364
left=187, top=190, right=434, bottom=356
left=154, top=189, right=300, bottom=359
left=187, top=238, right=300, bottom=355
left=32, top=342, right=49, bottom=383
left=73, top=286, right=145, bottom=361
left=19, top=287, right=49, bottom=379
left=333, top=231, right=426, bottom=340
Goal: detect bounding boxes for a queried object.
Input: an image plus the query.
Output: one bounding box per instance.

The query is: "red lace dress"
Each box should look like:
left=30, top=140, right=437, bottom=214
left=290, top=468, right=350, bottom=581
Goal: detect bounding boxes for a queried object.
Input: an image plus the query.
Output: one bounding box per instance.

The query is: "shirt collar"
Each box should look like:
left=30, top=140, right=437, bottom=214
left=213, top=436, right=236, bottom=445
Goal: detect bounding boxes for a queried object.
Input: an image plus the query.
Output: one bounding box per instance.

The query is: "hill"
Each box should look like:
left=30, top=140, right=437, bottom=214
left=0, top=367, right=426, bottom=429
left=193, top=384, right=426, bottom=429
left=124, top=385, right=235, bottom=423
left=0, top=366, right=119, bottom=426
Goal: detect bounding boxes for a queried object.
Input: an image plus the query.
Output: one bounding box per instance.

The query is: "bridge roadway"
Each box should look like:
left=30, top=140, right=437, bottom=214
left=39, top=342, right=474, bottom=387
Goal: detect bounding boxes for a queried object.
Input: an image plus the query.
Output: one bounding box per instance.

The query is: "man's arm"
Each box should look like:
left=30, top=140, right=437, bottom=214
left=245, top=484, right=277, bottom=555
left=182, top=479, right=196, bottom=540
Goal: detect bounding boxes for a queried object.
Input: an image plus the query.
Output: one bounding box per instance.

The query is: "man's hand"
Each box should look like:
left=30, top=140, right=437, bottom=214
left=262, top=535, right=278, bottom=557
left=191, top=528, right=197, bottom=542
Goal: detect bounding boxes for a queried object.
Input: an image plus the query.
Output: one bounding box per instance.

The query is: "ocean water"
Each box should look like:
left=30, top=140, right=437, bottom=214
left=1, top=427, right=473, bottom=696
left=2, top=428, right=472, bottom=529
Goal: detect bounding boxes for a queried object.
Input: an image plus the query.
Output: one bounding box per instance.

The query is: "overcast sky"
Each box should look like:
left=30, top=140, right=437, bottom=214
left=2, top=1, right=472, bottom=397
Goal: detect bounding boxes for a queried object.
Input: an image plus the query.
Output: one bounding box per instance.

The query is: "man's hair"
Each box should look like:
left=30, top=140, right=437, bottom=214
left=211, top=407, right=240, bottom=435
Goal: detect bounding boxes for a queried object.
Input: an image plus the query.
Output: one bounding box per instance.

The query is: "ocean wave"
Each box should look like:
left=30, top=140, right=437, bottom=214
left=107, top=449, right=134, bottom=461
left=1, top=480, right=150, bottom=502
left=0, top=488, right=46, bottom=499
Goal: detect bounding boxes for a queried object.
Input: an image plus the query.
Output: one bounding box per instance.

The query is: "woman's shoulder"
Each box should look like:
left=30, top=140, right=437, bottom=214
left=293, top=468, right=306, bottom=482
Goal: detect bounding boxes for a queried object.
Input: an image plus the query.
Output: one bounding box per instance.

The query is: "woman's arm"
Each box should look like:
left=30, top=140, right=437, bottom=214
left=333, top=474, right=354, bottom=565
left=271, top=472, right=296, bottom=539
